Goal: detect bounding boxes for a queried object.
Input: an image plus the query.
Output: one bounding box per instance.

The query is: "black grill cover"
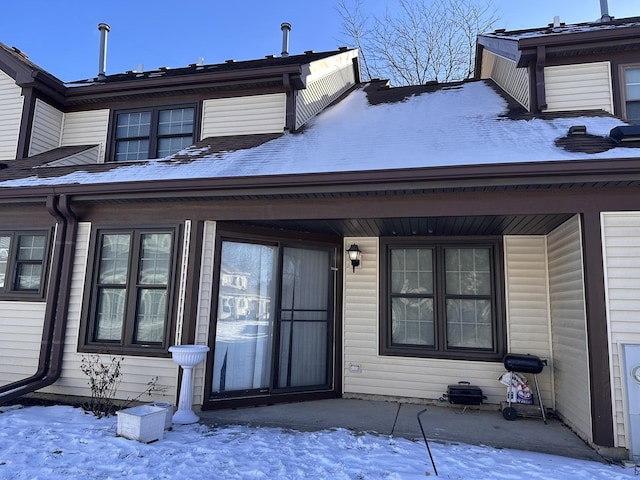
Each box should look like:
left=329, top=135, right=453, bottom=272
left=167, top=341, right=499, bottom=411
left=503, top=354, right=545, bottom=374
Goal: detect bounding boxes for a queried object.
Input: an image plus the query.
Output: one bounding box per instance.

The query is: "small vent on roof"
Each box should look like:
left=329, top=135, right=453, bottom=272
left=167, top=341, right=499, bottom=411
left=610, top=125, right=640, bottom=142
left=568, top=125, right=587, bottom=136
left=265, top=54, right=276, bottom=59
left=11, top=46, right=28, bottom=59
left=225, top=59, right=236, bottom=63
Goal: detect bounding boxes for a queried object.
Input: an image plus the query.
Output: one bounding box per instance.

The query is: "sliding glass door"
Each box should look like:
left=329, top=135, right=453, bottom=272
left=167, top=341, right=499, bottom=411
left=212, top=240, right=334, bottom=399
left=212, top=241, right=277, bottom=394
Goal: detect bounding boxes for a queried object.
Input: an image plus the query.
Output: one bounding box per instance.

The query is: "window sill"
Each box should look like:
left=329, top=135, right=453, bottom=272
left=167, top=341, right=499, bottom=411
left=381, top=346, right=504, bottom=362
left=79, top=344, right=172, bottom=358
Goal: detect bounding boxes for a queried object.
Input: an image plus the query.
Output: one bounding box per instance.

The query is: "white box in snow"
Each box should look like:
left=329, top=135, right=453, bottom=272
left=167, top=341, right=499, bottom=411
left=147, top=402, right=174, bottom=430
left=116, top=405, right=165, bottom=443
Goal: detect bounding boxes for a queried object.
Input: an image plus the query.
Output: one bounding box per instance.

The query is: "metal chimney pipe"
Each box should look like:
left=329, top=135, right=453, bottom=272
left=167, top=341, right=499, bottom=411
left=600, top=0, right=612, bottom=21
left=281, top=22, right=291, bottom=57
left=97, top=23, right=110, bottom=80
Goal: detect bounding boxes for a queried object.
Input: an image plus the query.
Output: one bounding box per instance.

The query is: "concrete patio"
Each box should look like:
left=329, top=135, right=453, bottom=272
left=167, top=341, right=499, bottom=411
left=198, top=398, right=610, bottom=463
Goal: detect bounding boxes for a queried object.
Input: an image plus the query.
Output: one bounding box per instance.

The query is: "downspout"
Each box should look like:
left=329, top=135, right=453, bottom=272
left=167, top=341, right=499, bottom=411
left=0, top=194, right=77, bottom=403
left=283, top=73, right=296, bottom=132
left=535, top=45, right=547, bottom=112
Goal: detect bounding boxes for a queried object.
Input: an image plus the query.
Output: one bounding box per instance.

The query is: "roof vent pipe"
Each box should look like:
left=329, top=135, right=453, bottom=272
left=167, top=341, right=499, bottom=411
left=600, top=0, right=612, bottom=22
left=97, top=23, right=110, bottom=80
left=281, top=22, right=291, bottom=57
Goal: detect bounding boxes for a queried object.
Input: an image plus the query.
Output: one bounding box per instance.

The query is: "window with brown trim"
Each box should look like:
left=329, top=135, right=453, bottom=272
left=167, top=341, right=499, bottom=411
left=81, top=227, right=178, bottom=354
left=110, top=105, right=196, bottom=162
left=0, top=230, right=50, bottom=299
left=621, top=65, right=640, bottom=124
left=380, top=238, right=504, bottom=361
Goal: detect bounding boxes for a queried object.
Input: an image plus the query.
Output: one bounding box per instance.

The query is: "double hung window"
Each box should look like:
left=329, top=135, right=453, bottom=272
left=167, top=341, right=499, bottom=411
left=112, top=106, right=195, bottom=161
left=82, top=228, right=177, bottom=353
left=0, top=231, right=49, bottom=298
left=380, top=238, right=504, bottom=360
left=623, top=66, right=640, bottom=124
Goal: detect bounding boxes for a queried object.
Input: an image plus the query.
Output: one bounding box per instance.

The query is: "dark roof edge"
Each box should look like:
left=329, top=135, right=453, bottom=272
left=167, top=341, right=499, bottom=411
left=2, top=157, right=640, bottom=203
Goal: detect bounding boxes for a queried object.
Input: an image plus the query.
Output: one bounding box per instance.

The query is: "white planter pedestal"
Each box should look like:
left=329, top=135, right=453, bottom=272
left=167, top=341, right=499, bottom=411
left=169, top=345, right=210, bottom=425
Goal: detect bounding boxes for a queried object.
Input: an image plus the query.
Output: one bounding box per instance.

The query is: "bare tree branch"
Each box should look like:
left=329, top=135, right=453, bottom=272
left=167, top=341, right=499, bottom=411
left=337, top=0, right=498, bottom=86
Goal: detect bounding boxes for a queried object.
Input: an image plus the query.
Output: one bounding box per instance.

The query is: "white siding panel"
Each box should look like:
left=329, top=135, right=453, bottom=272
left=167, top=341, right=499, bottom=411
left=0, top=70, right=24, bottom=160
left=296, top=62, right=356, bottom=129
left=191, top=221, right=217, bottom=406
left=28, top=99, right=63, bottom=156
left=504, top=236, right=554, bottom=406
left=544, top=62, right=613, bottom=113
left=0, top=302, right=47, bottom=386
left=201, top=94, right=285, bottom=138
left=602, top=212, right=640, bottom=448
left=46, top=145, right=100, bottom=167
left=342, top=237, right=507, bottom=405
left=60, top=110, right=109, bottom=163
left=481, top=50, right=530, bottom=110
left=40, top=222, right=178, bottom=403
left=547, top=215, right=592, bottom=442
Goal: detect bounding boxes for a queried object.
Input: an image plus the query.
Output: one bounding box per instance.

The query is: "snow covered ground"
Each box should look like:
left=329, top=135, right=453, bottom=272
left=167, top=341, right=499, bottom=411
left=0, top=404, right=637, bottom=479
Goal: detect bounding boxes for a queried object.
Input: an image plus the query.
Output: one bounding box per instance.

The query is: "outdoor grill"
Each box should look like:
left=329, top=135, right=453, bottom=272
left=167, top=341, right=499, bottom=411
left=503, top=353, right=545, bottom=375
left=502, top=353, right=547, bottom=422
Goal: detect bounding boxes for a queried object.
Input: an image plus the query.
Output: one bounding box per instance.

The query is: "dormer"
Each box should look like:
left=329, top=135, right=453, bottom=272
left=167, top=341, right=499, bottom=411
left=475, top=15, right=640, bottom=122
left=0, top=29, right=359, bottom=164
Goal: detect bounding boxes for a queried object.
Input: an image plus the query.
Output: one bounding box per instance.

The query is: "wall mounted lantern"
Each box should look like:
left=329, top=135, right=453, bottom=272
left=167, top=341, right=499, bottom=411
left=346, top=244, right=361, bottom=272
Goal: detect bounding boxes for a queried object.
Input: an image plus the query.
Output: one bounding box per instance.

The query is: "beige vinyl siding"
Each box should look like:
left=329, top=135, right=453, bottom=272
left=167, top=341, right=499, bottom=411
left=481, top=50, right=530, bottom=110
left=41, top=222, right=178, bottom=403
left=190, top=221, right=217, bottom=405
left=544, top=62, right=613, bottom=113
left=60, top=109, right=109, bottom=163
left=45, top=145, right=101, bottom=167
left=296, top=52, right=357, bottom=129
left=28, top=99, right=63, bottom=156
left=503, top=236, right=554, bottom=408
left=547, top=215, right=592, bottom=442
left=0, top=301, right=47, bottom=386
left=0, top=69, right=24, bottom=160
left=602, top=212, right=640, bottom=448
left=200, top=94, right=285, bottom=138
left=342, top=237, right=507, bottom=404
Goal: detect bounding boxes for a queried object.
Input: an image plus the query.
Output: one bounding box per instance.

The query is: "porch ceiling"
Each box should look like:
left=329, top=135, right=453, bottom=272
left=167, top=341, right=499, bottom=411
left=238, top=213, right=574, bottom=237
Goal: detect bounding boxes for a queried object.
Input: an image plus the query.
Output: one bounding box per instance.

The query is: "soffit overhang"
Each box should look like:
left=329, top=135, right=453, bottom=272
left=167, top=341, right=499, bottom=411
left=2, top=157, right=640, bottom=205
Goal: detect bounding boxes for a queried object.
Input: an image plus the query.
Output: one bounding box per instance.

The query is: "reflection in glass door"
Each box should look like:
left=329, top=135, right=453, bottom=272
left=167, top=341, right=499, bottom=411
left=212, top=240, right=334, bottom=398
left=212, top=241, right=277, bottom=394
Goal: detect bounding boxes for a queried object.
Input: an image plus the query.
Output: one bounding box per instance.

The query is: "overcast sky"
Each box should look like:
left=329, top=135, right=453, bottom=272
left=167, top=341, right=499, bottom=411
left=0, top=0, right=637, bottom=82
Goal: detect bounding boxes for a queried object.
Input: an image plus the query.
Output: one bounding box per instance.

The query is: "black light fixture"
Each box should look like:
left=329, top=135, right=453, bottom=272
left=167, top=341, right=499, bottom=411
left=346, top=244, right=361, bottom=272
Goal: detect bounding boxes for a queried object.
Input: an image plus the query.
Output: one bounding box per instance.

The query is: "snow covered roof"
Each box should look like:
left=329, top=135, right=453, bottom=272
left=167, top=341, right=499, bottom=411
left=481, top=16, right=640, bottom=42
left=0, top=80, right=638, bottom=190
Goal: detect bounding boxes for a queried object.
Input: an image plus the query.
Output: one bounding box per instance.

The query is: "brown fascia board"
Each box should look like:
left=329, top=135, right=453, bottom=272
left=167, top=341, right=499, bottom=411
left=477, top=35, right=521, bottom=63
left=3, top=157, right=640, bottom=204
left=0, top=43, right=66, bottom=99
left=63, top=64, right=305, bottom=107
